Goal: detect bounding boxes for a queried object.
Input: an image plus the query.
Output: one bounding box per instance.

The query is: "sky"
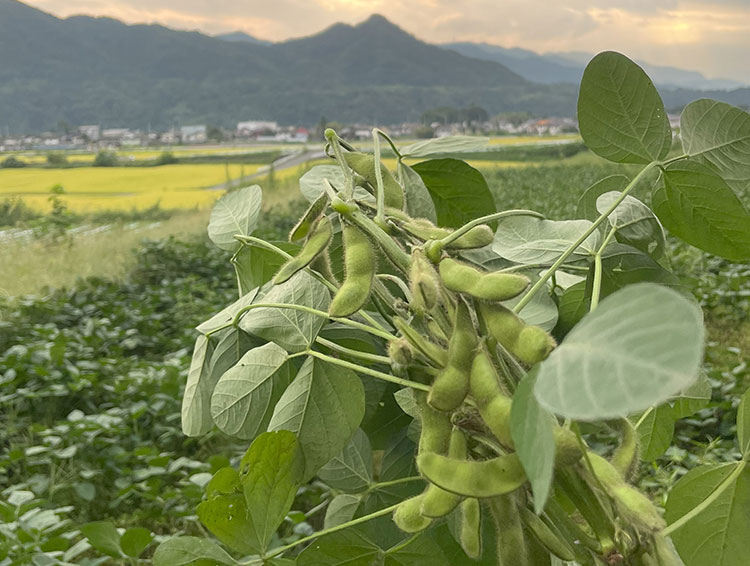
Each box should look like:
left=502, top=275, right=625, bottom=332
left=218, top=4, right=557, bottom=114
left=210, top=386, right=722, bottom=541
left=23, top=0, right=750, bottom=82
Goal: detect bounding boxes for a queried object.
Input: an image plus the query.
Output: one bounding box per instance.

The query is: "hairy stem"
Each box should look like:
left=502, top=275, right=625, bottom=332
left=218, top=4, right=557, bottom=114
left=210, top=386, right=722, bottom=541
left=308, top=350, right=430, bottom=392
left=590, top=226, right=617, bottom=311
left=372, top=129, right=386, bottom=227
left=438, top=209, right=545, bottom=249
left=315, top=336, right=392, bottom=365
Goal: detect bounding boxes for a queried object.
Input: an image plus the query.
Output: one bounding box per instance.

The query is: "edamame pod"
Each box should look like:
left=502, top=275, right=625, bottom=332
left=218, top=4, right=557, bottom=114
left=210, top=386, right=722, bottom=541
left=519, top=507, right=576, bottom=561
left=459, top=498, right=482, bottom=560
left=289, top=193, right=328, bottom=242
left=274, top=216, right=333, bottom=285
left=612, top=418, right=640, bottom=481
left=393, top=317, right=448, bottom=367
left=329, top=224, right=376, bottom=317
left=490, top=495, right=529, bottom=566
left=421, top=427, right=467, bottom=518
left=393, top=494, right=432, bottom=533
left=478, top=302, right=556, bottom=365
left=388, top=338, right=413, bottom=367
left=439, top=258, right=529, bottom=302
left=409, top=249, right=441, bottom=314
left=342, top=151, right=405, bottom=210
left=428, top=300, right=477, bottom=411
left=652, top=534, right=683, bottom=566
left=402, top=219, right=493, bottom=250
left=417, top=452, right=527, bottom=499
left=416, top=391, right=452, bottom=455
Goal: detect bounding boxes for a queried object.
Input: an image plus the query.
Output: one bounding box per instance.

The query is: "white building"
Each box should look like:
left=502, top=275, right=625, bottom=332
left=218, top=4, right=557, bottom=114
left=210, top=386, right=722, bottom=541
left=181, top=125, right=207, bottom=144
left=79, top=124, right=101, bottom=141
left=237, top=120, right=278, bottom=136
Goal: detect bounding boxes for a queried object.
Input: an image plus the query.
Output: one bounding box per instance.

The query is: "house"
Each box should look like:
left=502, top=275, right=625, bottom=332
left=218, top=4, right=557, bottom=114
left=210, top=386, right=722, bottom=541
left=79, top=125, right=101, bottom=141
left=237, top=120, right=278, bottom=137
left=181, top=125, right=207, bottom=144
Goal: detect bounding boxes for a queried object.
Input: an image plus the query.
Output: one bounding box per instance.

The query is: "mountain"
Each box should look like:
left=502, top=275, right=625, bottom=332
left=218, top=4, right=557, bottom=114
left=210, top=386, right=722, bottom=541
left=446, top=42, right=747, bottom=91
left=216, top=31, right=271, bottom=45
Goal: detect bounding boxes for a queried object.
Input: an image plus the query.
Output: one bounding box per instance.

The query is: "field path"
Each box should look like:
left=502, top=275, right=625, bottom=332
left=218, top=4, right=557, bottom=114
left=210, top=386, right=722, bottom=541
left=207, top=149, right=326, bottom=191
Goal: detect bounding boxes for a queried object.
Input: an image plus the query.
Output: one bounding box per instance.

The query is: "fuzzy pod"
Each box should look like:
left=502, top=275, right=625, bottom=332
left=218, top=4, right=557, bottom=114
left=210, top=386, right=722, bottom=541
left=420, top=427, right=468, bottom=518
left=329, top=224, right=376, bottom=317
left=393, top=317, right=448, bottom=368
left=417, top=452, right=527, bottom=499
left=388, top=338, right=413, bottom=367
left=479, top=302, right=555, bottom=366
left=514, top=326, right=556, bottom=365
left=415, top=391, right=453, bottom=455
left=393, top=494, right=432, bottom=533
left=519, top=507, right=576, bottom=562
left=274, top=216, right=333, bottom=285
left=490, top=495, right=530, bottom=566
left=612, top=418, right=640, bottom=481
left=469, top=348, right=514, bottom=446
left=409, top=249, right=441, bottom=314
left=459, top=498, right=482, bottom=560
left=651, top=534, right=683, bottom=566
left=428, top=300, right=477, bottom=411
left=402, top=219, right=493, bottom=250
left=289, top=193, right=328, bottom=242
left=439, top=258, right=529, bottom=302
left=342, top=151, right=405, bottom=210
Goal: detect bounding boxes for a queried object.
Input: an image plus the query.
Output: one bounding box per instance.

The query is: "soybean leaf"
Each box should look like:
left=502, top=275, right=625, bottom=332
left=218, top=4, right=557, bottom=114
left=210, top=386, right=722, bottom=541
left=240, top=271, right=330, bottom=353
left=511, top=370, right=555, bottom=513
left=152, top=536, right=236, bottom=566
left=299, top=165, right=347, bottom=202
left=665, top=463, right=750, bottom=566
left=233, top=241, right=300, bottom=295
left=502, top=279, right=558, bottom=331
left=737, top=389, right=750, bottom=456
left=394, top=388, right=419, bottom=420
left=239, top=431, right=304, bottom=553
left=208, top=185, right=263, bottom=251
left=196, top=288, right=260, bottom=334
left=120, top=528, right=152, bottom=559
left=398, top=161, right=437, bottom=224
left=653, top=162, right=750, bottom=261
left=554, top=279, right=591, bottom=337
left=400, top=136, right=489, bottom=158
left=596, top=192, right=666, bottom=258
left=296, top=529, right=382, bottom=566
left=269, top=357, right=365, bottom=479
left=318, top=429, right=373, bottom=493
left=384, top=531, right=452, bottom=566
left=412, top=158, right=495, bottom=228
left=197, top=493, right=257, bottom=555
left=209, top=328, right=260, bottom=383
left=210, top=343, right=294, bottom=440
left=671, top=373, right=712, bottom=419
left=80, top=522, right=122, bottom=558
left=181, top=335, right=216, bottom=437
left=680, top=99, right=750, bottom=193
left=324, top=494, right=362, bottom=529
left=493, top=217, right=600, bottom=265
left=205, top=467, right=241, bottom=498
left=534, top=283, right=704, bottom=420
left=577, top=51, right=671, bottom=164
left=636, top=405, right=675, bottom=462
left=595, top=243, right=684, bottom=299
left=576, top=175, right=630, bottom=223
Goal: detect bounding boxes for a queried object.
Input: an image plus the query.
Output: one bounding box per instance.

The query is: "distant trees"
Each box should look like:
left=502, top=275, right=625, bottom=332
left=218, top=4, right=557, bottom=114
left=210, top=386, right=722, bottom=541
left=46, top=153, right=68, bottom=167
left=1, top=156, right=26, bottom=168
left=420, top=104, right=488, bottom=125
left=93, top=150, right=119, bottom=167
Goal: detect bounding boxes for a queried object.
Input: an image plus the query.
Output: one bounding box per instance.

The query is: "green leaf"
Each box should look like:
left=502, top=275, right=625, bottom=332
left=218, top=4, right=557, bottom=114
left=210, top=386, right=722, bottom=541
left=208, top=185, right=263, bottom=251
left=534, top=283, right=705, bottom=420
left=240, top=271, right=331, bottom=353
left=296, top=529, right=383, bottom=566
left=511, top=370, right=555, bottom=513
left=596, top=192, right=666, bottom=258
left=210, top=342, right=294, bottom=440
left=400, top=136, right=489, bottom=158
left=653, top=161, right=750, bottom=261
left=197, top=493, right=258, bottom=555
left=384, top=531, right=452, bottom=566
left=554, top=279, right=590, bottom=337
left=577, top=51, right=671, bottom=164
left=493, top=217, right=600, bottom=265
left=394, top=388, right=419, bottom=420
left=299, top=165, right=347, bottom=202
left=318, top=429, right=373, bottom=493
left=737, top=389, right=750, bottom=456
left=205, top=467, right=241, bottom=498
left=209, top=328, right=260, bottom=382
left=324, top=494, right=362, bottom=529
left=595, top=243, right=684, bottom=299
left=269, top=357, right=366, bottom=479
left=181, top=335, right=217, bottom=437
left=576, top=175, right=630, bottom=223
left=671, top=373, right=712, bottom=419
left=233, top=242, right=300, bottom=295
left=398, top=161, right=437, bottom=224
left=636, top=405, right=675, bottom=462
left=152, top=536, right=237, bottom=566
left=680, top=99, right=750, bottom=193
left=240, top=431, right=304, bottom=553
left=411, top=158, right=495, bottom=228
left=120, top=528, right=152, bottom=558
left=196, top=288, right=260, bottom=334
left=80, top=522, right=122, bottom=558
left=502, top=277, right=558, bottom=331
left=666, top=463, right=750, bottom=566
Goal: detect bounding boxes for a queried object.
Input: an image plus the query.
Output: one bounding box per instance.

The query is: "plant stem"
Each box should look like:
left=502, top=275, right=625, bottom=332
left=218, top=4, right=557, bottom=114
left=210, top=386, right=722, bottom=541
left=344, top=208, right=411, bottom=273
left=374, top=127, right=402, bottom=159
left=589, top=226, right=618, bottom=312
left=261, top=502, right=401, bottom=560
left=512, top=161, right=657, bottom=314
left=438, top=209, right=545, bottom=248
left=369, top=476, right=423, bottom=492
left=372, top=129, right=386, bottom=227
left=307, top=350, right=430, bottom=392
left=662, top=461, right=746, bottom=537
left=377, top=273, right=412, bottom=300
left=315, top=337, right=392, bottom=365
left=327, top=132, right=354, bottom=199
left=386, top=532, right=420, bottom=555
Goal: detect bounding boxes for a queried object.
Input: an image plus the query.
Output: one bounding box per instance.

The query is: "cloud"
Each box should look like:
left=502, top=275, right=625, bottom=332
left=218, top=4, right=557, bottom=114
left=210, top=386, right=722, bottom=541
left=23, top=0, right=750, bottom=82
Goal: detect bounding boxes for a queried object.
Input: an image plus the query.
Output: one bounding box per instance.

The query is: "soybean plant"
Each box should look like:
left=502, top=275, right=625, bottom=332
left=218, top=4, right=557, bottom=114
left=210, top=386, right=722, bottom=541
left=155, top=51, right=750, bottom=566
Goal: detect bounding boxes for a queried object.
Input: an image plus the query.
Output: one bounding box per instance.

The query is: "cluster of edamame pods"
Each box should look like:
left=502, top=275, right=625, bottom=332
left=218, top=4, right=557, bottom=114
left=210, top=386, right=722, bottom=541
left=269, top=131, right=682, bottom=565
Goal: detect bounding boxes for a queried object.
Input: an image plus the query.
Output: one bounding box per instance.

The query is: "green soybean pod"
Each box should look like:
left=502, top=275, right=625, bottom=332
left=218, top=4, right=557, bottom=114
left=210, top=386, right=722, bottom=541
left=417, top=452, right=527, bottom=499
left=274, top=216, right=333, bottom=285
left=611, top=418, right=640, bottom=481
left=459, top=498, right=482, bottom=560
left=513, top=325, right=556, bottom=366
left=439, top=258, right=529, bottom=302
left=421, top=427, right=468, bottom=518
left=402, top=218, right=452, bottom=241
left=490, top=495, right=529, bottom=566
left=329, top=224, right=376, bottom=317
left=393, top=317, right=448, bottom=368
left=469, top=348, right=514, bottom=447
left=519, top=507, right=576, bottom=562
left=448, top=225, right=494, bottom=250
left=289, top=193, right=328, bottom=242
left=428, top=300, right=477, bottom=412
left=342, top=151, right=405, bottom=210
left=478, top=302, right=524, bottom=348
left=652, top=534, right=683, bottom=566
left=416, top=391, right=452, bottom=455
left=409, top=248, right=441, bottom=314
left=393, top=493, right=432, bottom=533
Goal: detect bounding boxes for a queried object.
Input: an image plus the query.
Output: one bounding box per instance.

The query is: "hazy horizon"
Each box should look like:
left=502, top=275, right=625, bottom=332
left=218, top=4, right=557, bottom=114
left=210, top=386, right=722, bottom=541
left=20, top=0, right=750, bottom=84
